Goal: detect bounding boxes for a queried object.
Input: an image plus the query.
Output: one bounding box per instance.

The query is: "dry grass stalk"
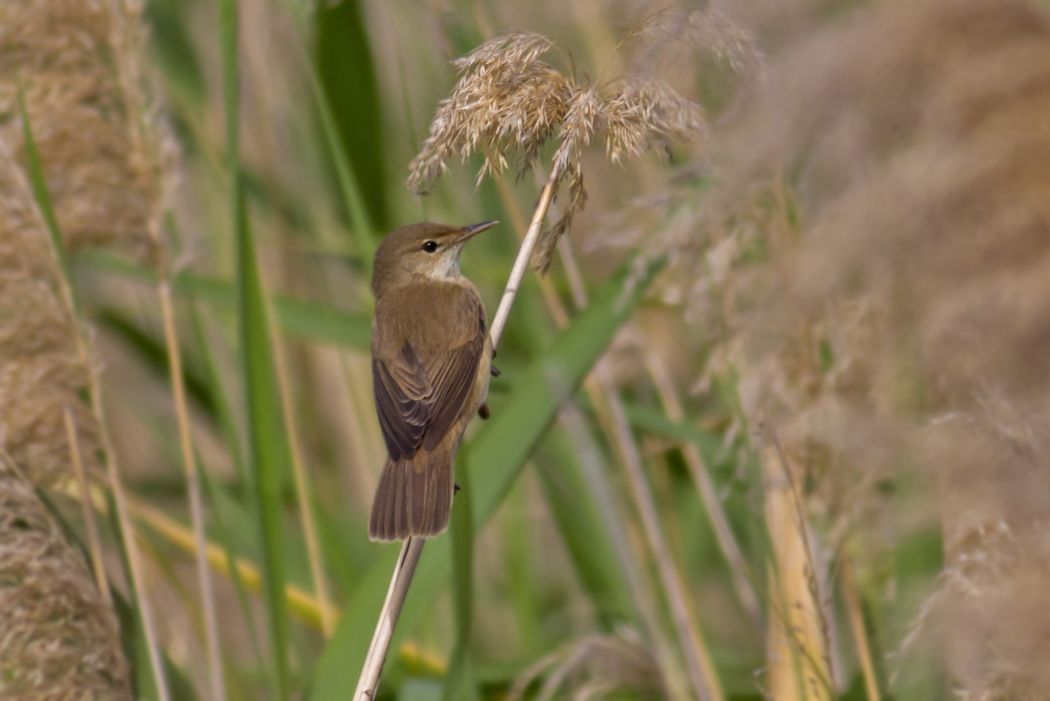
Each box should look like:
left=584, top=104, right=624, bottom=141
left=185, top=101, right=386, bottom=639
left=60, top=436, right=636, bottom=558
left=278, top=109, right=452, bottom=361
left=554, top=235, right=723, bottom=700
left=64, top=408, right=112, bottom=605
left=407, top=26, right=707, bottom=271
left=0, top=456, right=130, bottom=700
left=761, top=442, right=833, bottom=701
left=841, top=559, right=880, bottom=701
left=271, top=326, right=337, bottom=637
left=600, top=388, right=725, bottom=701
left=495, top=179, right=691, bottom=698
left=508, top=629, right=664, bottom=701
left=644, top=353, right=761, bottom=627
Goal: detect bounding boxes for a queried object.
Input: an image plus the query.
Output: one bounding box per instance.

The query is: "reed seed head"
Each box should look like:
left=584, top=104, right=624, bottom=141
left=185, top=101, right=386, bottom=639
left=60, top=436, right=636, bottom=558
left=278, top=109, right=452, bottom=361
left=408, top=9, right=729, bottom=271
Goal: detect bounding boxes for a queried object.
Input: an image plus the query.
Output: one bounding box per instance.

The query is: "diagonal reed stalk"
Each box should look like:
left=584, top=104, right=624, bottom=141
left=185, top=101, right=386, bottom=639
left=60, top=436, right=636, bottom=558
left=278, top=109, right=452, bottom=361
left=61, top=475, right=340, bottom=630
left=495, top=174, right=692, bottom=698
left=555, top=234, right=723, bottom=701
left=762, top=434, right=833, bottom=701
left=842, top=558, right=881, bottom=701
left=271, top=324, right=337, bottom=637
left=157, top=280, right=227, bottom=701
left=644, top=355, right=762, bottom=627
left=353, top=163, right=563, bottom=700
left=64, top=408, right=112, bottom=604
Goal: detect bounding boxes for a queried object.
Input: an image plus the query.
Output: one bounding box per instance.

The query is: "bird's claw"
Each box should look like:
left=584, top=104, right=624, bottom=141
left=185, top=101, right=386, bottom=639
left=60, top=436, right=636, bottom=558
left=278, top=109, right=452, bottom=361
left=477, top=403, right=491, bottom=420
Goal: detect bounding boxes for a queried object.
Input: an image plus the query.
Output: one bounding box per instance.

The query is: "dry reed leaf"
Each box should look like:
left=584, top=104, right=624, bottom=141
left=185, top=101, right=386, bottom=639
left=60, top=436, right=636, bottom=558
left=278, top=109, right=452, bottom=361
left=0, top=457, right=130, bottom=700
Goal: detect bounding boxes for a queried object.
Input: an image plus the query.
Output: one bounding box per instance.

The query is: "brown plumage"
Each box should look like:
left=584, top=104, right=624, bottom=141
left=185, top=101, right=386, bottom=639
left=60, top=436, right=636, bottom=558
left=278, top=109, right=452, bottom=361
left=368, top=221, right=495, bottom=541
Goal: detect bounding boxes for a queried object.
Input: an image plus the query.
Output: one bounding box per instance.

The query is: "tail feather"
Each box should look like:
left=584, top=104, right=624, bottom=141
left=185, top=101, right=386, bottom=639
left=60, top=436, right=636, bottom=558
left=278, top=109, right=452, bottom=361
left=369, top=450, right=453, bottom=541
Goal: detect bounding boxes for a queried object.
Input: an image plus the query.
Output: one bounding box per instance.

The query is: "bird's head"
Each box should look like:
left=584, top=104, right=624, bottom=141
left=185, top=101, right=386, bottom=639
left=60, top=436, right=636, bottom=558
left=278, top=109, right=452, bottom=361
left=372, top=220, right=498, bottom=295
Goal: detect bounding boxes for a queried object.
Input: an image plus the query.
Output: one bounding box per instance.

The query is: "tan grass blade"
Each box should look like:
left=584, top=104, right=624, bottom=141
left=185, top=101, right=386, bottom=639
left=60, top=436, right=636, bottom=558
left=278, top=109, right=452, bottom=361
left=762, top=442, right=833, bottom=701
left=101, top=414, right=172, bottom=701
left=497, top=173, right=691, bottom=698
left=645, top=355, right=762, bottom=627
left=158, top=280, right=227, bottom=700
left=842, top=559, right=881, bottom=701
left=61, top=477, right=341, bottom=630
left=599, top=388, right=725, bottom=701
left=554, top=233, right=722, bottom=701
left=271, top=323, right=337, bottom=637
left=64, top=408, right=112, bottom=603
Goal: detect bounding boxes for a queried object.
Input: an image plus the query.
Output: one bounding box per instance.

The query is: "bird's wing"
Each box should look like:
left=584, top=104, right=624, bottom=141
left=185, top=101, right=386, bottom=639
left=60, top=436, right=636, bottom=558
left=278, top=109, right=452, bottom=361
left=372, top=286, right=486, bottom=461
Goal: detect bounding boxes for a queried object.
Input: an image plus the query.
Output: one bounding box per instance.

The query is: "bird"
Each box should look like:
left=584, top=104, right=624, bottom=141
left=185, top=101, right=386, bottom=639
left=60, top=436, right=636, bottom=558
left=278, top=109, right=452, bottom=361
left=367, top=220, right=497, bottom=541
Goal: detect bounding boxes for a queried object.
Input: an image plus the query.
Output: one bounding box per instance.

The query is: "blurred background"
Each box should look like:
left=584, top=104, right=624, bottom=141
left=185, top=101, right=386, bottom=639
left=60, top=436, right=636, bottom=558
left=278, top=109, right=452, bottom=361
left=2, top=0, right=1049, bottom=699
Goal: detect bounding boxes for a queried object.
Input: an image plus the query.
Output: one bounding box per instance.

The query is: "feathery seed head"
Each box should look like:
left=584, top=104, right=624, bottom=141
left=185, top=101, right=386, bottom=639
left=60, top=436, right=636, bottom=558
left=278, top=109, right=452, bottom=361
left=408, top=14, right=720, bottom=271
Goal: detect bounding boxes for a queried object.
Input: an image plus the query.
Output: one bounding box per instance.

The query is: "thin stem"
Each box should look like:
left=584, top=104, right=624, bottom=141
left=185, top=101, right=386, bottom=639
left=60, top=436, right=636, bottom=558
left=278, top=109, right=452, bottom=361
left=489, top=164, right=562, bottom=347
left=101, top=403, right=172, bottom=701
left=556, top=238, right=723, bottom=701
left=842, top=559, right=881, bottom=701
left=601, top=389, right=725, bottom=701
left=353, top=537, right=425, bottom=699
left=645, top=355, right=762, bottom=628
left=158, top=281, right=227, bottom=701
left=559, top=407, right=692, bottom=700
left=353, top=163, right=564, bottom=700
left=761, top=441, right=834, bottom=701
left=63, top=408, right=111, bottom=604
left=271, top=326, right=337, bottom=637
left=495, top=175, right=691, bottom=697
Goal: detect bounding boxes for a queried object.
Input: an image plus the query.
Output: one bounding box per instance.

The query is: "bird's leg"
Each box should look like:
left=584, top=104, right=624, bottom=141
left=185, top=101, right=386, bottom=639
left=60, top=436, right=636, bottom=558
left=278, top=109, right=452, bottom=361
left=477, top=403, right=491, bottom=420
left=490, top=347, right=501, bottom=377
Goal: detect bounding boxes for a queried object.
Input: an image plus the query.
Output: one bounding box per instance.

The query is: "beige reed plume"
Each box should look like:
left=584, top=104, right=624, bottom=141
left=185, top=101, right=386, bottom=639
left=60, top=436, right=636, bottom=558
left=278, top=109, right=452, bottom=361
left=406, top=28, right=709, bottom=271
left=0, top=1, right=202, bottom=698
left=0, top=456, right=130, bottom=700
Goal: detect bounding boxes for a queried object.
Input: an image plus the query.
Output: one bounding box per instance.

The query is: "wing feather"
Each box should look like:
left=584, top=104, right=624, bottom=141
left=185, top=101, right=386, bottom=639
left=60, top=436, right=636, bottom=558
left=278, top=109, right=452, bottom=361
left=371, top=285, right=486, bottom=460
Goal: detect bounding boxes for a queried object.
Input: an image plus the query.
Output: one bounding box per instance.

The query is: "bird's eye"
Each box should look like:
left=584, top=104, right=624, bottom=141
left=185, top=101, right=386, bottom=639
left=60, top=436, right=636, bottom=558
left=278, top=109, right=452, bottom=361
left=421, top=240, right=439, bottom=253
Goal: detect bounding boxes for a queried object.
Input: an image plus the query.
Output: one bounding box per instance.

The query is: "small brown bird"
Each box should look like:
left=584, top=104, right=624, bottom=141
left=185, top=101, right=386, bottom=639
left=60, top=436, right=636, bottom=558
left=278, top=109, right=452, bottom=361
left=368, top=221, right=497, bottom=541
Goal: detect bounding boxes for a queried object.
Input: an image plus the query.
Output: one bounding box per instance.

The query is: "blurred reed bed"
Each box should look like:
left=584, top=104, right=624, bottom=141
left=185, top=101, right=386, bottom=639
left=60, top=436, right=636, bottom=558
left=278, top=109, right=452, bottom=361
left=639, top=0, right=1050, bottom=698
left=1, top=0, right=1045, bottom=699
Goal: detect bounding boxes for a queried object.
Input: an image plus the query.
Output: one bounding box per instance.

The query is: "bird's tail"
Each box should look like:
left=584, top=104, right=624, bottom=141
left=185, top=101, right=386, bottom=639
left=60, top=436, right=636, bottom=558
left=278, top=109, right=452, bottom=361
left=368, top=449, right=454, bottom=542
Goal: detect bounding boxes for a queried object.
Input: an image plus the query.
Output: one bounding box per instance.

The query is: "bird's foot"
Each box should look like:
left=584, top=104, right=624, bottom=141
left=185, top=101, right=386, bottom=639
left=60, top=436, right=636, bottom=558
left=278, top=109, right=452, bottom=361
left=454, top=482, right=462, bottom=495
left=477, top=403, right=491, bottom=420
left=490, top=364, right=501, bottom=378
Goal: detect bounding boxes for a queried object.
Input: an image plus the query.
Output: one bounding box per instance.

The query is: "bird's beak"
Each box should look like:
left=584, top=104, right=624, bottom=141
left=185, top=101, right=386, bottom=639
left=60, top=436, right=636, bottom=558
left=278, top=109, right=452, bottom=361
left=455, top=220, right=498, bottom=243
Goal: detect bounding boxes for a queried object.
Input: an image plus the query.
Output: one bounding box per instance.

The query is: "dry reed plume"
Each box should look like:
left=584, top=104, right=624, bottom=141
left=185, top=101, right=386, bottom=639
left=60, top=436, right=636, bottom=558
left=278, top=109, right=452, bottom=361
left=0, top=457, right=130, bottom=700
left=0, top=0, right=172, bottom=486
left=0, top=0, right=170, bottom=263
left=665, top=0, right=1050, bottom=696
left=405, top=8, right=755, bottom=271
left=0, top=0, right=178, bottom=697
